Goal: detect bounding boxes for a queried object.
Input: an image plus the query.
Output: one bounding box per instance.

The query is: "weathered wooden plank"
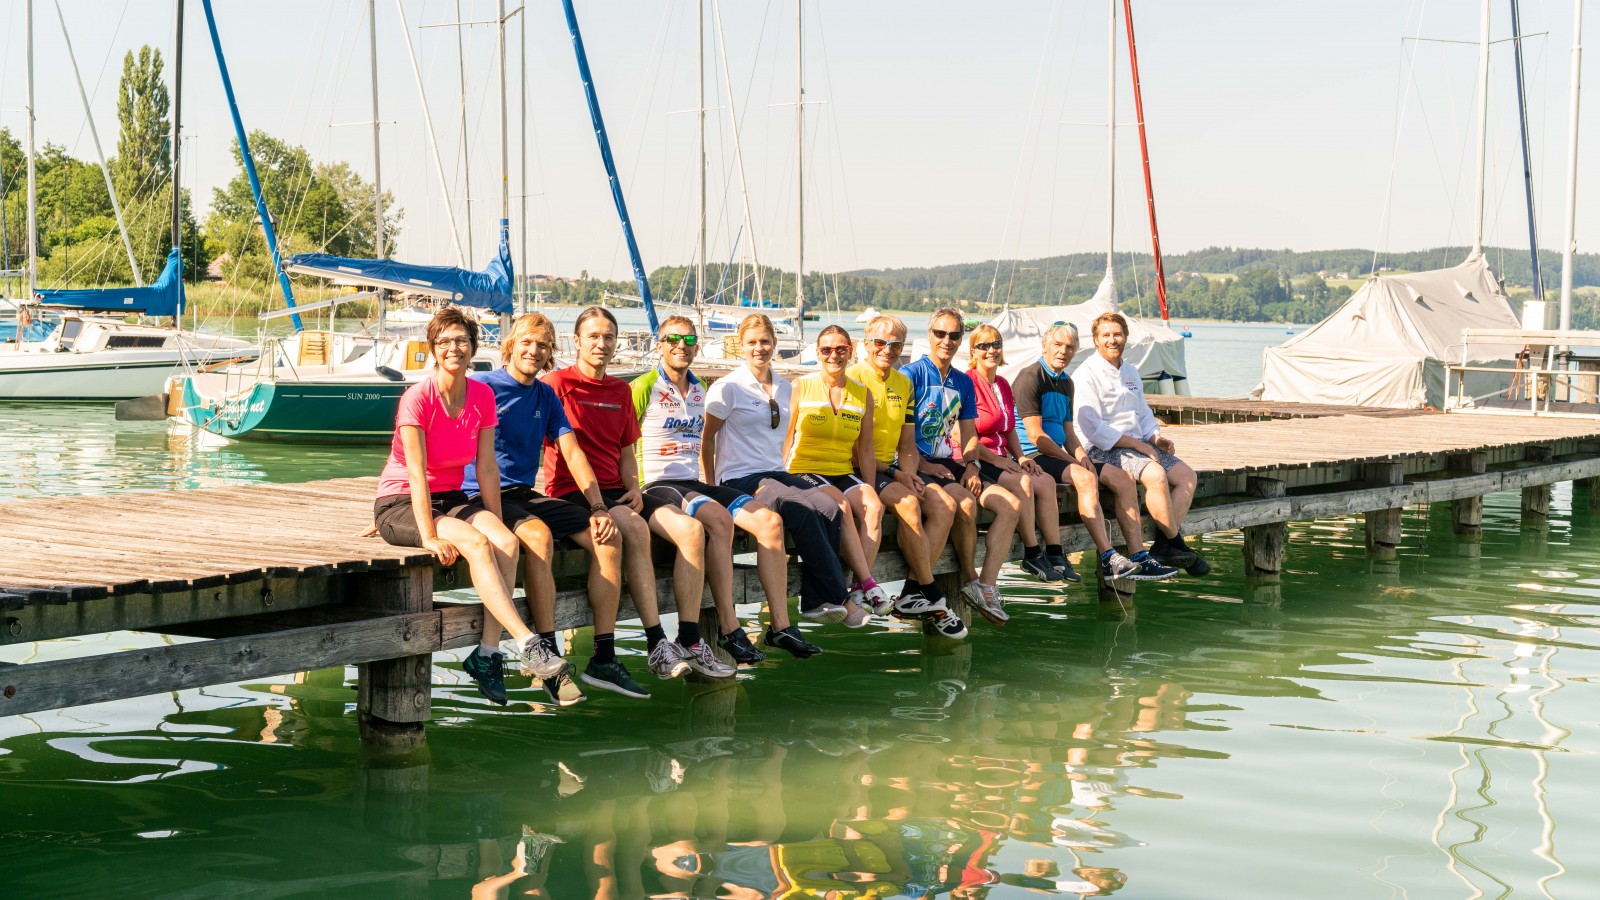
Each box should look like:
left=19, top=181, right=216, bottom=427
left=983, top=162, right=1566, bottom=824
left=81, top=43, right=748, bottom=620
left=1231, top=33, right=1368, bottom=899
left=0, top=610, right=440, bottom=717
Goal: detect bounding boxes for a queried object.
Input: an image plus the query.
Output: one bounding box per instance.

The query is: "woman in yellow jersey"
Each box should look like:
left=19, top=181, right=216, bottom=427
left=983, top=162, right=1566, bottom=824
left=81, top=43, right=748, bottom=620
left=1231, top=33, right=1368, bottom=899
left=784, top=325, right=890, bottom=624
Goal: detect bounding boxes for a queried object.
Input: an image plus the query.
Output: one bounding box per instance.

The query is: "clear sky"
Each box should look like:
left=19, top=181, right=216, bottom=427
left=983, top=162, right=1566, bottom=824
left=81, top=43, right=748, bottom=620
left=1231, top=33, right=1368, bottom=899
left=0, top=0, right=1594, bottom=282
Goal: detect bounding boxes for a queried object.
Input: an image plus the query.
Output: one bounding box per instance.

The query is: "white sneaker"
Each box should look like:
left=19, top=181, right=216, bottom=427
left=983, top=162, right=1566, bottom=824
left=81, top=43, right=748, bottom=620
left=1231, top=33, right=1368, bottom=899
left=960, top=580, right=986, bottom=608
left=974, top=583, right=1008, bottom=625
left=844, top=603, right=872, bottom=628
left=647, top=641, right=691, bottom=680
left=860, top=582, right=893, bottom=615
left=892, top=589, right=949, bottom=619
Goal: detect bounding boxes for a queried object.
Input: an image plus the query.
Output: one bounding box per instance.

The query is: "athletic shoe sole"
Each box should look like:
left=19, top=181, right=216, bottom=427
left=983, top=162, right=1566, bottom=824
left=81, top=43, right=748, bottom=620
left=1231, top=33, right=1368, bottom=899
left=800, top=604, right=849, bottom=625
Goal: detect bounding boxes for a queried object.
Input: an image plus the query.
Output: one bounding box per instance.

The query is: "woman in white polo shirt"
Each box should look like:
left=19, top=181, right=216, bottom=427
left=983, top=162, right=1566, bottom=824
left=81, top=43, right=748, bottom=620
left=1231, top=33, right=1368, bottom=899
left=702, top=314, right=857, bottom=629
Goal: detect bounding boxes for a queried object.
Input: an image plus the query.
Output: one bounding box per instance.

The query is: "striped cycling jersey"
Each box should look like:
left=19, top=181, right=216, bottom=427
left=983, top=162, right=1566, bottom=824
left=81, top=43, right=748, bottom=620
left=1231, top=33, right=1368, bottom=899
left=631, top=365, right=706, bottom=483
left=785, top=373, right=868, bottom=477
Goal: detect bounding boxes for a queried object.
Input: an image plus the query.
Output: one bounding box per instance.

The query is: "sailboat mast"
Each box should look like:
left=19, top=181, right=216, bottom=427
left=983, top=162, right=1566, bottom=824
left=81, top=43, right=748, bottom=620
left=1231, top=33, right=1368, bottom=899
left=1558, top=0, right=1584, bottom=331
left=395, top=0, right=466, bottom=266
left=25, top=0, right=37, bottom=306
left=498, top=0, right=509, bottom=227
left=796, top=0, right=805, bottom=341
left=697, top=0, right=706, bottom=316
left=456, top=0, right=475, bottom=261
left=370, top=0, right=384, bottom=259
left=1105, top=0, right=1116, bottom=278
left=171, top=0, right=185, bottom=256
left=56, top=1, right=143, bottom=285
left=1472, top=0, right=1492, bottom=255
left=714, top=0, right=763, bottom=303
left=520, top=6, right=528, bottom=307
left=1511, top=0, right=1541, bottom=299
left=1123, top=0, right=1168, bottom=320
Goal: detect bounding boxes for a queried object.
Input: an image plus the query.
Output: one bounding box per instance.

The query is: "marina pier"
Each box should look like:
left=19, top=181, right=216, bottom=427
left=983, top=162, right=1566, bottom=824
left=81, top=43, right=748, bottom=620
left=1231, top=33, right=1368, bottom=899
left=7, top=400, right=1600, bottom=749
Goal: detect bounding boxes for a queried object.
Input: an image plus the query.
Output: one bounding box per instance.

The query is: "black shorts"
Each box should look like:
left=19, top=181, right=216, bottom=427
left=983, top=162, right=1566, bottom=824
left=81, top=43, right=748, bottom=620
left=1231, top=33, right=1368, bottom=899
left=498, top=484, right=591, bottom=545
left=793, top=472, right=867, bottom=494
left=918, top=458, right=970, bottom=487
left=873, top=471, right=897, bottom=493
left=976, top=460, right=1012, bottom=485
left=1030, top=453, right=1102, bottom=483
left=556, top=486, right=674, bottom=521
left=644, top=479, right=756, bottom=516
left=374, top=490, right=485, bottom=547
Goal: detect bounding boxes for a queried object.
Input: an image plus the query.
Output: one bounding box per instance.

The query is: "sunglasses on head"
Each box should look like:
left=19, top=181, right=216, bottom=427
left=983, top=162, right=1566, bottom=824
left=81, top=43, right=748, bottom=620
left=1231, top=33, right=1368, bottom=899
left=973, top=340, right=1003, bottom=352
left=930, top=327, right=963, bottom=342
left=662, top=333, right=698, bottom=347
left=1051, top=320, right=1080, bottom=335
left=867, top=338, right=905, bottom=354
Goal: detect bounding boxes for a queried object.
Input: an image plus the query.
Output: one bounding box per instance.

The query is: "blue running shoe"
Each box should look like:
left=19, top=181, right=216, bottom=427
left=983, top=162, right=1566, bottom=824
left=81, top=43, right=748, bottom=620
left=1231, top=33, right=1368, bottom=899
left=462, top=647, right=509, bottom=706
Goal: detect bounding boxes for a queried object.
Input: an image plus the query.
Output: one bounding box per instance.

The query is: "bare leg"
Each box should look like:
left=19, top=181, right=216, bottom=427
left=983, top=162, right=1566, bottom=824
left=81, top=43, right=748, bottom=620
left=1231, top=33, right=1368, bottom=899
left=1100, top=466, right=1146, bottom=555
left=693, top=502, right=739, bottom=633
left=920, top=485, right=958, bottom=575
left=566, top=527, right=623, bottom=635
left=1030, top=470, right=1062, bottom=546
left=882, top=483, right=934, bottom=584
left=1139, top=463, right=1180, bottom=540
left=649, top=506, right=706, bottom=622
left=515, top=517, right=557, bottom=633
left=996, top=469, right=1039, bottom=548
left=1066, top=463, right=1114, bottom=554
left=946, top=485, right=980, bottom=584
left=447, top=512, right=531, bottom=646
left=611, top=506, right=660, bottom=629
left=848, top=487, right=887, bottom=571
left=977, top=485, right=1020, bottom=585
left=1167, top=460, right=1197, bottom=529
left=733, top=503, right=792, bottom=631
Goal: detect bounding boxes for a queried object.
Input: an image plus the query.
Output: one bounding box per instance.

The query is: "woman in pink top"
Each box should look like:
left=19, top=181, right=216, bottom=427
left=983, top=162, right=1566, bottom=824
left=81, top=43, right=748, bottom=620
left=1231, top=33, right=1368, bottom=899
left=967, top=325, right=1069, bottom=583
left=373, top=308, right=541, bottom=705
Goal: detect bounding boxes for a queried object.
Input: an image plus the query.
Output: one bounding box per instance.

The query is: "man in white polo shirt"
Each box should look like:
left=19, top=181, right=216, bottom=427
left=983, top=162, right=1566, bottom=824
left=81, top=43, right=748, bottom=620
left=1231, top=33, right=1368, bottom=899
left=1072, top=310, right=1210, bottom=576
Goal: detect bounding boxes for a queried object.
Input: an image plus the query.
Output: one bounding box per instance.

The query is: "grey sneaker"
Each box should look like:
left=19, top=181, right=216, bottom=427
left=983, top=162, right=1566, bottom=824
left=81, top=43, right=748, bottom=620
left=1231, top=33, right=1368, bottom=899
left=541, top=666, right=587, bottom=707
left=503, top=636, right=569, bottom=680
left=648, top=640, right=692, bottom=680
left=960, top=579, right=985, bottom=608
left=971, top=583, right=1009, bottom=626
left=800, top=602, right=849, bottom=624
left=844, top=603, right=872, bottom=629
left=677, top=641, right=736, bottom=678
left=1099, top=550, right=1142, bottom=581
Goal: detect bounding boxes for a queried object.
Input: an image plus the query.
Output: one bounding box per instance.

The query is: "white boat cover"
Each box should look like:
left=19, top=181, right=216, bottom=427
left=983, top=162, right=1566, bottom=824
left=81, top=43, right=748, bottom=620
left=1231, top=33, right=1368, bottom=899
left=907, top=274, right=1189, bottom=393
left=1257, top=252, right=1523, bottom=409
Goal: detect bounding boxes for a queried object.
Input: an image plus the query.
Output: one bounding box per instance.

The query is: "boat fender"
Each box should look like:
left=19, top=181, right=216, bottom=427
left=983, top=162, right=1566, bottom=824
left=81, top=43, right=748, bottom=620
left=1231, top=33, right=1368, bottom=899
left=375, top=365, right=406, bottom=383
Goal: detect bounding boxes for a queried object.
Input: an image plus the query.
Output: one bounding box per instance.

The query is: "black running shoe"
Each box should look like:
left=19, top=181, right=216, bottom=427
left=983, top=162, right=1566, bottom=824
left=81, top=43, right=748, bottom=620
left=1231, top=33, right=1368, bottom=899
left=1047, top=552, right=1081, bottom=583
left=462, top=647, right=509, bottom=706
left=581, top=659, right=651, bottom=699
left=763, top=625, right=822, bottom=659
left=1185, top=553, right=1213, bottom=577
left=1150, top=536, right=1199, bottom=568
left=1018, top=553, right=1064, bottom=583
left=718, top=628, right=768, bottom=664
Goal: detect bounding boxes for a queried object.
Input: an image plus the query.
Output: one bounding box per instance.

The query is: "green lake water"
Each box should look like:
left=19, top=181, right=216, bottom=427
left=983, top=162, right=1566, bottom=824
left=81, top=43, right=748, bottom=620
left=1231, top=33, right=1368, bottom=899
left=5, top=323, right=1597, bottom=898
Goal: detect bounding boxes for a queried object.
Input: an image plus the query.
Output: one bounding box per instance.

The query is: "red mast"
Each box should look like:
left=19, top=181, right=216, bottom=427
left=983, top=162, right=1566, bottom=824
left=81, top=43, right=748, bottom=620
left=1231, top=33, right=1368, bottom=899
left=1122, top=0, right=1168, bottom=321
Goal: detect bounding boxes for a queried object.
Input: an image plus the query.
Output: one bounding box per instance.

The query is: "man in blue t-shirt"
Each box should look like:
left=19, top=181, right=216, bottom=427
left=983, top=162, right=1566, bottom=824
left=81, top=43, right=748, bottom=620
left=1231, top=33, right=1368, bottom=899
left=1012, top=324, right=1172, bottom=583
left=462, top=313, right=627, bottom=707
left=902, top=307, right=1021, bottom=626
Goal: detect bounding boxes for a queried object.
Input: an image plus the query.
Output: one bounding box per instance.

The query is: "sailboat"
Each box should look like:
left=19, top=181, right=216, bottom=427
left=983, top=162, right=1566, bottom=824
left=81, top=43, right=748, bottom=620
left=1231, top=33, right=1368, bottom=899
left=0, top=0, right=255, bottom=402
left=169, top=0, right=511, bottom=443
left=963, top=0, right=1187, bottom=393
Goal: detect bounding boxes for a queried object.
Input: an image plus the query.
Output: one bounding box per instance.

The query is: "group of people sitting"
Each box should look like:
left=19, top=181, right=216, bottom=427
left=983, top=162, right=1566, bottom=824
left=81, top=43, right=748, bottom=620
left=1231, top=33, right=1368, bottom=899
left=371, top=304, right=1208, bottom=708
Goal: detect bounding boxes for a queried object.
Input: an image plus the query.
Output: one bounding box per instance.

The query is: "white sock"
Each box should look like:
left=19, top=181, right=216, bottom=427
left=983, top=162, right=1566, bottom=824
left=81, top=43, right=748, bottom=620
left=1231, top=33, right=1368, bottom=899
left=479, top=642, right=500, bottom=658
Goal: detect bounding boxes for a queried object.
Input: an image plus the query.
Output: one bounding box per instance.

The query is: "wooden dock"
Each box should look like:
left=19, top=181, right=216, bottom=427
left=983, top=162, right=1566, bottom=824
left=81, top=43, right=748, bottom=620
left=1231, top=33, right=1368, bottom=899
left=6, top=399, right=1600, bottom=747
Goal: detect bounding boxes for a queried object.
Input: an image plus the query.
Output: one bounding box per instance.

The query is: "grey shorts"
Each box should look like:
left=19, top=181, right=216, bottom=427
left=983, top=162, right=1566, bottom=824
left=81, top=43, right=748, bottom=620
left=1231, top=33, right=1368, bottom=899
left=1088, top=446, right=1184, bottom=479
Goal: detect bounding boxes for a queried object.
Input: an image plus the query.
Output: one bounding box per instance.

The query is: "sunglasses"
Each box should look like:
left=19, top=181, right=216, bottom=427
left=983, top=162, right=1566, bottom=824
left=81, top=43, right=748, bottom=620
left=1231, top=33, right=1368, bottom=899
left=867, top=338, right=905, bottom=354
left=973, top=340, right=1003, bottom=352
left=930, top=327, right=963, bottom=342
left=661, top=333, right=698, bottom=347
left=818, top=344, right=852, bottom=357
left=1051, top=320, right=1080, bottom=334
left=768, top=397, right=780, bottom=430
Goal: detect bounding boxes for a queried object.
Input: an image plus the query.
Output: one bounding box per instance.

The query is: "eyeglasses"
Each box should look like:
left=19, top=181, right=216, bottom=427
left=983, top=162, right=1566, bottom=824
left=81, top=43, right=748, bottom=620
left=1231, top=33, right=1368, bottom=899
left=433, top=336, right=472, bottom=348
left=867, top=338, right=904, bottom=354
left=973, top=340, right=1003, bottom=352
left=818, top=344, right=852, bottom=357
left=661, top=333, right=698, bottom=347
left=930, top=327, right=963, bottom=342
left=768, top=397, right=780, bottom=429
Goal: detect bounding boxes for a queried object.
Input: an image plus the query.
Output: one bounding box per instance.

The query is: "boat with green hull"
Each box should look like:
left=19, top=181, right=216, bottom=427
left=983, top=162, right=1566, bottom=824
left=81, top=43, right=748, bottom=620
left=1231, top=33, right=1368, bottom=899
left=179, top=375, right=408, bottom=444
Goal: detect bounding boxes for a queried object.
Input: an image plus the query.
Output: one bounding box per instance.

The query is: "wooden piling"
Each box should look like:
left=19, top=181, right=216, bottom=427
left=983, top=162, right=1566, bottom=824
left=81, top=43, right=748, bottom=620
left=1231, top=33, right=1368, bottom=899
left=1242, top=477, right=1287, bottom=578
left=1523, top=447, right=1554, bottom=521
left=355, top=564, right=435, bottom=751
left=1363, top=462, right=1405, bottom=550
left=1579, top=476, right=1600, bottom=511
left=1449, top=451, right=1488, bottom=533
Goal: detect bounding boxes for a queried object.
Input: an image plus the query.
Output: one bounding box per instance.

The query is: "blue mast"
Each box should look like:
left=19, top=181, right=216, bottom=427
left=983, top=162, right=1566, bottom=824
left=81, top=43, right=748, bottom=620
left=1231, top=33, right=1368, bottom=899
left=559, top=0, right=659, bottom=335
left=200, top=0, right=301, bottom=331
left=1510, top=0, right=1543, bottom=300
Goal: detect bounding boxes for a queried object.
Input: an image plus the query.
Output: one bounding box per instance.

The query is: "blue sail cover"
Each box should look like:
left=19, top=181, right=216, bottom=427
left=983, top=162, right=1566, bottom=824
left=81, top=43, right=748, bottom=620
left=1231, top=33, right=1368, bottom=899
left=36, top=248, right=185, bottom=317
left=284, top=221, right=514, bottom=314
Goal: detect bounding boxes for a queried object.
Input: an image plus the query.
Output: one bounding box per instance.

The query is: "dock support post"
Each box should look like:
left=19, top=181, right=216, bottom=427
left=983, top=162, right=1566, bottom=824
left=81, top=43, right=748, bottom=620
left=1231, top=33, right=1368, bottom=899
left=1363, top=462, right=1405, bottom=551
left=1449, top=451, right=1488, bottom=534
left=1578, top=477, right=1600, bottom=511
left=1523, top=446, right=1553, bottom=522
left=355, top=563, right=434, bottom=754
left=1242, top=477, right=1287, bottom=578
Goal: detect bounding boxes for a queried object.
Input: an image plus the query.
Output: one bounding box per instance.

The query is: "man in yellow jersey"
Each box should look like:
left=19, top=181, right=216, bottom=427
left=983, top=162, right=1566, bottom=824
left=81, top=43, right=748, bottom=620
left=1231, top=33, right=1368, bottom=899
left=847, top=315, right=960, bottom=617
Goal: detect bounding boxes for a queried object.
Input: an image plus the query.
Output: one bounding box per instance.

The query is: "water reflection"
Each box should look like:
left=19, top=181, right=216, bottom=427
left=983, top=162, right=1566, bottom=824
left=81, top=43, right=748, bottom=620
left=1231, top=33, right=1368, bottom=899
left=3, top=496, right=1600, bottom=897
